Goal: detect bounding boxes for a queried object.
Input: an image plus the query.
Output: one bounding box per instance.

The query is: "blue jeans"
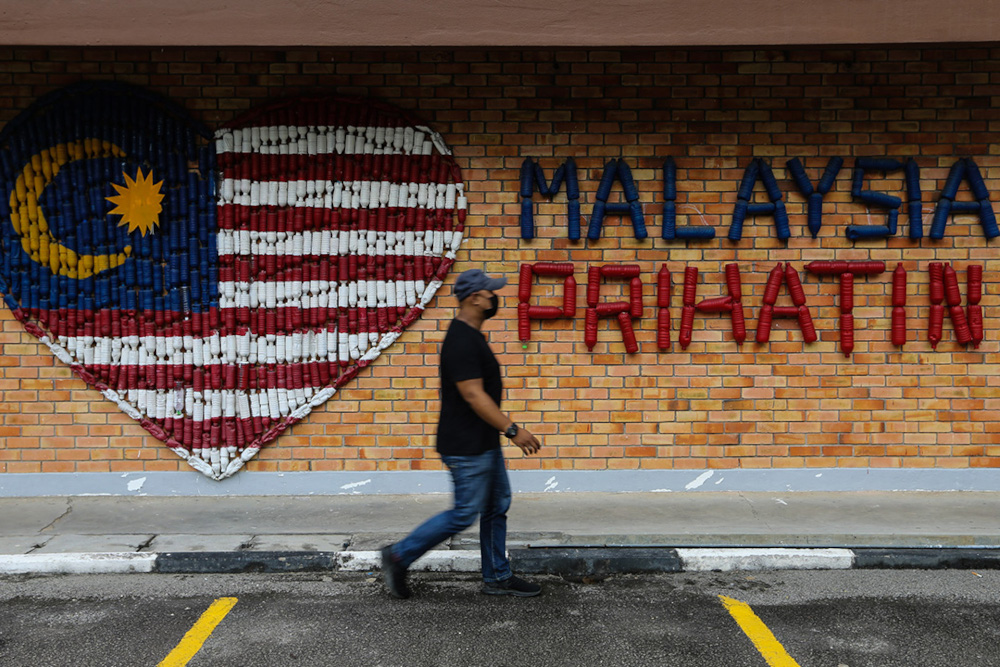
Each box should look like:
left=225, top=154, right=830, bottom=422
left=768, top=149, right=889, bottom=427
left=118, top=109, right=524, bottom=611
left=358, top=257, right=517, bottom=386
left=392, top=447, right=512, bottom=583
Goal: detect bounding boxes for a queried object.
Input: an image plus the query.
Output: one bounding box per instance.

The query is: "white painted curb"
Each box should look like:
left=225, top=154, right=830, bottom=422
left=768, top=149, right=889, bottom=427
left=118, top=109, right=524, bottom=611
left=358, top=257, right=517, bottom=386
left=337, top=550, right=483, bottom=572
left=0, top=553, right=157, bottom=575
left=676, top=548, right=854, bottom=572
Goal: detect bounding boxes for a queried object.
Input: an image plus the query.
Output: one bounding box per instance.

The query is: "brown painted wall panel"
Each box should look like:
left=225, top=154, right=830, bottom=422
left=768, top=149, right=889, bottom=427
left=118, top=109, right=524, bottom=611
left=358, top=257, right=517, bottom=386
left=0, top=1, right=999, bottom=47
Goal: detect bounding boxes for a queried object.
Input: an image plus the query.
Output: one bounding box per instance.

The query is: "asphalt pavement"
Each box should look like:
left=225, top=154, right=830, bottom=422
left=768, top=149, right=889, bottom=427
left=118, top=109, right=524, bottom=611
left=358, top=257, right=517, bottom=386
left=2, top=570, right=999, bottom=666
left=1, top=491, right=1000, bottom=575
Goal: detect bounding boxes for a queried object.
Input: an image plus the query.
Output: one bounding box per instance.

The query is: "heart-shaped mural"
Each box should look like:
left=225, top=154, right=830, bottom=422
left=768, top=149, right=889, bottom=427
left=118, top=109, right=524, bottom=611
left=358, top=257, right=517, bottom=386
left=0, top=82, right=466, bottom=479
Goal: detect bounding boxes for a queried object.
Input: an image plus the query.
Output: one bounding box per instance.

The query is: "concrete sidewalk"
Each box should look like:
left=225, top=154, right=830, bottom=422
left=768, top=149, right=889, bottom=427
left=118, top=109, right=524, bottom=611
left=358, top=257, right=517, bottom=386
left=1, top=491, right=999, bottom=575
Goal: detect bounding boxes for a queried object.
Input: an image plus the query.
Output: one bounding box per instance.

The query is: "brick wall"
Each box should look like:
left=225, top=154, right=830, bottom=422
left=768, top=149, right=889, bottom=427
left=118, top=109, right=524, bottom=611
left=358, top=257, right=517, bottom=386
left=1, top=46, right=999, bottom=477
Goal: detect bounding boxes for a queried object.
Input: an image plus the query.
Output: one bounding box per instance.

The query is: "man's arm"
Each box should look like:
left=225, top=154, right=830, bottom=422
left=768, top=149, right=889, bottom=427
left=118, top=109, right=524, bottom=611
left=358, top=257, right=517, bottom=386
left=455, top=378, right=541, bottom=455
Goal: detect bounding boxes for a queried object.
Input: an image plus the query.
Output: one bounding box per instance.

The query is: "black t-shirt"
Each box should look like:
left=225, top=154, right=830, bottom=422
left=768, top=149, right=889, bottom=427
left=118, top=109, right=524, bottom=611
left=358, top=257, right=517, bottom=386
left=436, top=318, right=503, bottom=456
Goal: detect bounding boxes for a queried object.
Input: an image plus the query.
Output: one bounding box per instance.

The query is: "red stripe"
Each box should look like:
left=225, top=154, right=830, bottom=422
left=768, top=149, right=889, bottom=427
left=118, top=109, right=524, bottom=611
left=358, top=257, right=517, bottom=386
left=80, top=360, right=349, bottom=391
left=25, top=305, right=414, bottom=339
left=144, top=414, right=281, bottom=451
left=171, top=416, right=254, bottom=450
left=215, top=306, right=407, bottom=338
left=29, top=308, right=221, bottom=339
left=217, top=150, right=460, bottom=186
left=217, top=253, right=444, bottom=284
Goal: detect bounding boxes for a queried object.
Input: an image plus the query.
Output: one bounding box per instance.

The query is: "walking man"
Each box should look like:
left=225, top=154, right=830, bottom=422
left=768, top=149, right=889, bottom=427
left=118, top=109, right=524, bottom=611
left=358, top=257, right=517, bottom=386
left=381, top=269, right=543, bottom=599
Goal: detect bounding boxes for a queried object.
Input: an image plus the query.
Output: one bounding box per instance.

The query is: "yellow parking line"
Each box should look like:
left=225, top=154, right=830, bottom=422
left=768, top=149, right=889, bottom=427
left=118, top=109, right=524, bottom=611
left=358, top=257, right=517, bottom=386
left=158, top=597, right=238, bottom=667
left=719, top=595, right=800, bottom=667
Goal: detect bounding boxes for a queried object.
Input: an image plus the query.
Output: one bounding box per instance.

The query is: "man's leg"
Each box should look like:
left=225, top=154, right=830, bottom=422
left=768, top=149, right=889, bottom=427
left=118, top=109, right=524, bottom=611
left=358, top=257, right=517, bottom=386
left=478, top=449, right=542, bottom=597
left=384, top=452, right=493, bottom=596
left=478, top=448, right=512, bottom=584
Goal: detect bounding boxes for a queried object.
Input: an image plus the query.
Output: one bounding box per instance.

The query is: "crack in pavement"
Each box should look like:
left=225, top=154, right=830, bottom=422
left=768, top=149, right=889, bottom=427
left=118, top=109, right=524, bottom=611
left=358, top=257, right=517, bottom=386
left=39, top=500, right=72, bottom=533
left=25, top=538, right=51, bottom=554
left=737, top=492, right=772, bottom=531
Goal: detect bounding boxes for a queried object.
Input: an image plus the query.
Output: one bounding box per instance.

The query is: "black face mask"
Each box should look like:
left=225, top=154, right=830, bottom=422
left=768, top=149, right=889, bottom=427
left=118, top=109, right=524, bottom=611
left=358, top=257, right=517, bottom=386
left=482, top=294, right=499, bottom=319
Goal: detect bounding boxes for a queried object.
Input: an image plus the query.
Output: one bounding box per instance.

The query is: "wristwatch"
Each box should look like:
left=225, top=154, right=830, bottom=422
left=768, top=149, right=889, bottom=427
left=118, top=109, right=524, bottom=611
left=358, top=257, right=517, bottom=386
left=503, top=423, right=519, bottom=439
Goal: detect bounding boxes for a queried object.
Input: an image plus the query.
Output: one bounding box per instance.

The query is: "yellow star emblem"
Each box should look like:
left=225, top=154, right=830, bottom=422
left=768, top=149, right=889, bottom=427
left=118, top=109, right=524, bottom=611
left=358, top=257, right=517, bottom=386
left=106, top=167, right=164, bottom=236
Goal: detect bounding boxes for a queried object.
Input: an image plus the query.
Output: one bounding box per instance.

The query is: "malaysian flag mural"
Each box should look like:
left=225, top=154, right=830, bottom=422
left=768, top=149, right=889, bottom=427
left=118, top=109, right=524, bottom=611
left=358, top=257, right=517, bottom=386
left=0, top=82, right=467, bottom=479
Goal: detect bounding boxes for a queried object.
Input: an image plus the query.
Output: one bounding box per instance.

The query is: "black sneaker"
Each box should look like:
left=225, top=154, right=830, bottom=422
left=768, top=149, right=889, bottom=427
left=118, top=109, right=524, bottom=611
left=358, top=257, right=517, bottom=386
left=380, top=545, right=411, bottom=599
left=481, top=576, right=542, bottom=597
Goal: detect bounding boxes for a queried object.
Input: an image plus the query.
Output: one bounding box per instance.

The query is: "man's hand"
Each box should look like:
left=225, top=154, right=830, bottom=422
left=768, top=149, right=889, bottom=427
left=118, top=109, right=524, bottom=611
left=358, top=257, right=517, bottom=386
left=512, top=428, right=541, bottom=456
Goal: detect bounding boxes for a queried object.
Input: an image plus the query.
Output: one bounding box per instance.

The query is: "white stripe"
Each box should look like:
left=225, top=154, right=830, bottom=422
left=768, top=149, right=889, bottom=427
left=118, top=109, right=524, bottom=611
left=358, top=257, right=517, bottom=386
left=58, top=331, right=384, bottom=366
left=217, top=278, right=425, bottom=311
left=419, top=125, right=453, bottom=157
left=293, top=386, right=337, bottom=420
left=217, top=179, right=465, bottom=211
left=215, top=125, right=435, bottom=157
left=420, top=280, right=443, bottom=308
left=115, top=388, right=323, bottom=421
left=0, top=553, right=156, bottom=575
left=60, top=329, right=388, bottom=371
left=338, top=550, right=483, bottom=572
left=675, top=548, right=854, bottom=571
left=215, top=229, right=454, bottom=259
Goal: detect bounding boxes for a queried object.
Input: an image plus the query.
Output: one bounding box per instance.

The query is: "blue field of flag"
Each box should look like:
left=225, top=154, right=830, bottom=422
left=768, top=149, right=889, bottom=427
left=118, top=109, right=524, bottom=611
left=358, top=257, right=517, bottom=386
left=0, top=81, right=219, bottom=316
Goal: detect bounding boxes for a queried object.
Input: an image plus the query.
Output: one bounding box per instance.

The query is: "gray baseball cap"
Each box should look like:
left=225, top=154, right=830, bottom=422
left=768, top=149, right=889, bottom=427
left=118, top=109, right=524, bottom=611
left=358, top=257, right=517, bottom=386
left=454, top=269, right=508, bottom=301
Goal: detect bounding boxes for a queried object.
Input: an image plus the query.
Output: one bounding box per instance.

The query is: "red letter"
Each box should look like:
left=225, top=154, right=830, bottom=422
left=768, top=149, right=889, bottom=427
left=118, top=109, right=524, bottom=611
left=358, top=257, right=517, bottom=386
left=517, top=262, right=577, bottom=343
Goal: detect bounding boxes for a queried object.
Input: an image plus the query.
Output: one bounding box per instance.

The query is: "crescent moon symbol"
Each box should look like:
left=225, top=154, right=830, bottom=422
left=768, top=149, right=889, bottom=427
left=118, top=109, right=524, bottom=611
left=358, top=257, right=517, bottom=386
left=8, top=138, right=133, bottom=281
